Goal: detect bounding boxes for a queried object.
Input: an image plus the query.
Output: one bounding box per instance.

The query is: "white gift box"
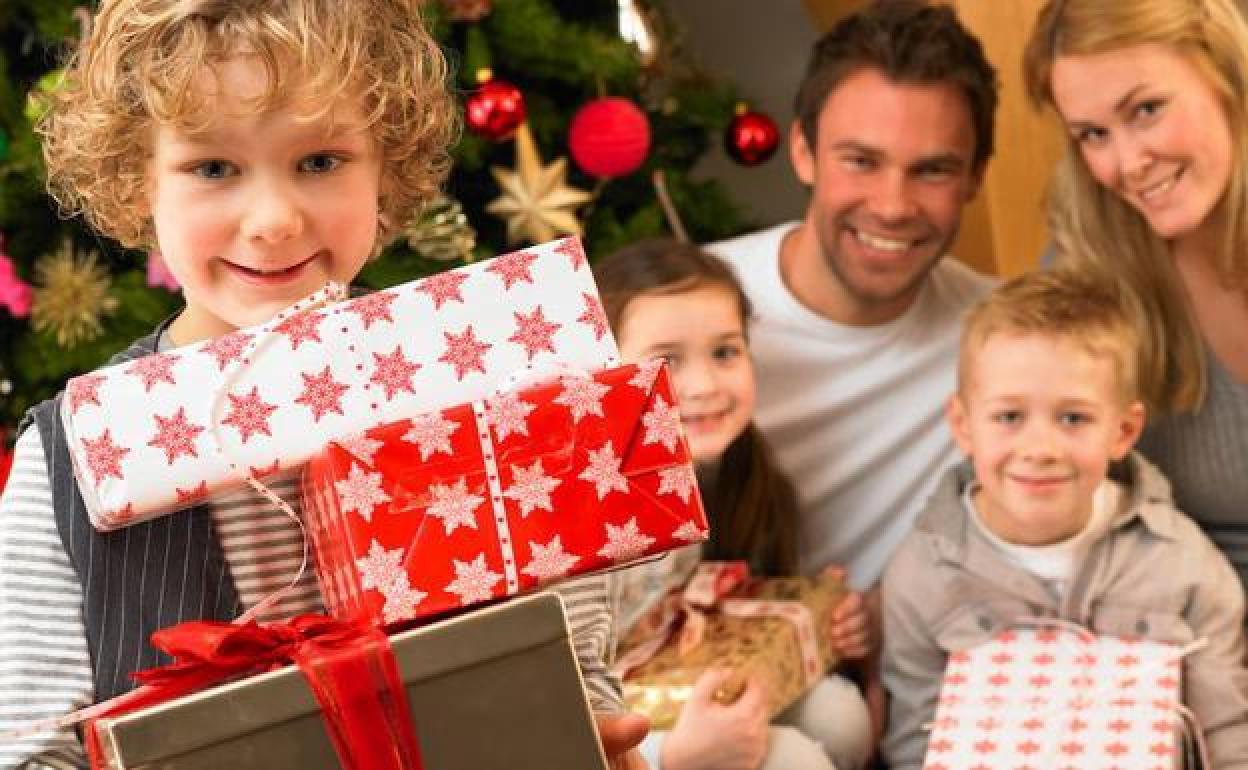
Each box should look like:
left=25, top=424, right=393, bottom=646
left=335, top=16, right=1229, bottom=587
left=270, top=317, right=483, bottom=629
left=923, top=627, right=1183, bottom=770
left=63, top=237, right=620, bottom=530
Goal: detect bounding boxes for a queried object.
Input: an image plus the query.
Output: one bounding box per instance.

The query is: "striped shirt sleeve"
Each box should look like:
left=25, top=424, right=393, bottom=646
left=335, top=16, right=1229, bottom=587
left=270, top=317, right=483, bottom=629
left=0, top=428, right=91, bottom=770
left=550, top=573, right=623, bottom=712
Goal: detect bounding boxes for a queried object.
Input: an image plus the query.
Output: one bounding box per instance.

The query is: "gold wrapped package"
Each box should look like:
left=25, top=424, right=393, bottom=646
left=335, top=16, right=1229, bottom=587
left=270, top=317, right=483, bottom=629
left=615, top=562, right=845, bottom=730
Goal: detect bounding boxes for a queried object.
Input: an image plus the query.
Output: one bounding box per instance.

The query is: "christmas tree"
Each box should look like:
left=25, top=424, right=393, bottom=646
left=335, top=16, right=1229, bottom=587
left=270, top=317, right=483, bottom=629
left=0, top=0, right=759, bottom=433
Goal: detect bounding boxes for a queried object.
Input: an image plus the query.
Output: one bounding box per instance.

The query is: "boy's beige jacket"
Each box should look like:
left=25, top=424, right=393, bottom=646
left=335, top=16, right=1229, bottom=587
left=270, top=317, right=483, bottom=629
left=881, top=453, right=1248, bottom=770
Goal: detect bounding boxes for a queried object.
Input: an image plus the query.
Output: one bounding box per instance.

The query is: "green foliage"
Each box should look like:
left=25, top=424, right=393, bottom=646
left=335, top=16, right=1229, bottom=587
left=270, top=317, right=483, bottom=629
left=0, top=0, right=759, bottom=429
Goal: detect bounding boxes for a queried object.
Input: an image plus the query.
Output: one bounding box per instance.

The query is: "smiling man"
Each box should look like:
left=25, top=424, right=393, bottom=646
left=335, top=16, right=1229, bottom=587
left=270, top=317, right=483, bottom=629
left=709, top=0, right=998, bottom=594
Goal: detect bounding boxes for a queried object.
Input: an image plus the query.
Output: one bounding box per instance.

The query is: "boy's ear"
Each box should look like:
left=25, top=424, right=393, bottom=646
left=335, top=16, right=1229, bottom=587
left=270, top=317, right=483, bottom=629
left=946, top=393, right=974, bottom=457
left=1111, top=400, right=1147, bottom=461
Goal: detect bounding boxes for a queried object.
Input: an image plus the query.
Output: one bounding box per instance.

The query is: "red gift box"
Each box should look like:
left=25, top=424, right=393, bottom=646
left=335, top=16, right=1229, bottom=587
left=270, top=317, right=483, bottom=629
left=303, top=361, right=709, bottom=626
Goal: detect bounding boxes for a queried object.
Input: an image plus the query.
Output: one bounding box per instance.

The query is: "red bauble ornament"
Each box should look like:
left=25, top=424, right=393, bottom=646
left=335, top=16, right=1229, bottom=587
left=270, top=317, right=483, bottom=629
left=567, top=97, right=651, bottom=178
left=465, top=75, right=526, bottom=142
left=725, top=104, right=779, bottom=166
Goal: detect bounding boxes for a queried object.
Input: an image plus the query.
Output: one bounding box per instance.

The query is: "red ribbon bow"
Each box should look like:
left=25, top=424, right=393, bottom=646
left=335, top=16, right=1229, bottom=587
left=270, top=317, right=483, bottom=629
left=88, top=614, right=424, bottom=770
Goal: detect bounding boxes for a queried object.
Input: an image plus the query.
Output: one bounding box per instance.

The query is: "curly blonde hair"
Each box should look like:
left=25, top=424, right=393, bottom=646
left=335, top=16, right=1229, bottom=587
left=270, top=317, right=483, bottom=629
left=38, top=0, right=458, bottom=251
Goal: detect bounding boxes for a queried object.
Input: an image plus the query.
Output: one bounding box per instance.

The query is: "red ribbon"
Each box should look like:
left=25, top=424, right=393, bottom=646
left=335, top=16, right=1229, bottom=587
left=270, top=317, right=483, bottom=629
left=86, top=614, right=424, bottom=770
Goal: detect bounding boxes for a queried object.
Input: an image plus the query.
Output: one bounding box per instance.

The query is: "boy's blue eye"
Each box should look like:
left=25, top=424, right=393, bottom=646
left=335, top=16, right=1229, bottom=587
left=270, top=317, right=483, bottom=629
left=193, top=160, right=236, bottom=179
left=712, top=344, right=742, bottom=361
left=1059, top=412, right=1090, bottom=426
left=300, top=153, right=343, bottom=173
left=993, top=410, right=1022, bottom=425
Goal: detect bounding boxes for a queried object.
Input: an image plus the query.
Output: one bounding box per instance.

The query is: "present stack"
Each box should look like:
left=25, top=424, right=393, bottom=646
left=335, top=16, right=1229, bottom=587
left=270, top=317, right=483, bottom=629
left=303, top=360, right=709, bottom=626
left=615, top=562, right=844, bottom=730
left=922, top=627, right=1184, bottom=770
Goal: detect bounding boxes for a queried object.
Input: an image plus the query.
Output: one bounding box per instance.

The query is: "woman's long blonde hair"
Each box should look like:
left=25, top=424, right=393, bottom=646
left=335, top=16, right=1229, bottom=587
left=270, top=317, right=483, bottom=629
left=1023, top=0, right=1248, bottom=412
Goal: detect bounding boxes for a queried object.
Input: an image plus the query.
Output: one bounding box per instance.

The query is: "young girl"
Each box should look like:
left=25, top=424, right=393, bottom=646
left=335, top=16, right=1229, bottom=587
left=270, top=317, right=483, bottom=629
left=0, top=1, right=642, bottom=766
left=596, top=239, right=874, bottom=770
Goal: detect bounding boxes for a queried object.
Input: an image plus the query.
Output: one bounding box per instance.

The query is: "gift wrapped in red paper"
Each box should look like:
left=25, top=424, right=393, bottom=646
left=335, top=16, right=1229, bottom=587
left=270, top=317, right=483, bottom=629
left=302, top=360, right=709, bottom=626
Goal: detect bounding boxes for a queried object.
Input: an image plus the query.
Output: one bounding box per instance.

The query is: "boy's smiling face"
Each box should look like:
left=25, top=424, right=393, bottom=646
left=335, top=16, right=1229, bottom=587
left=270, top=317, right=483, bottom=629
left=947, top=332, right=1145, bottom=546
left=145, top=55, right=384, bottom=345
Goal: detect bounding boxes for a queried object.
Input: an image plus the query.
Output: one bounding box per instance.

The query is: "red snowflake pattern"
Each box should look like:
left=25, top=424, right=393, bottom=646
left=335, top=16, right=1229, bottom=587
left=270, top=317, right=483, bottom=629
left=370, top=346, right=421, bottom=401
left=222, top=386, right=279, bottom=443
left=508, top=306, right=561, bottom=361
left=486, top=250, right=539, bottom=289
left=345, top=291, right=398, bottom=329
left=82, top=429, right=130, bottom=483
left=148, top=407, right=205, bottom=465
left=274, top=309, right=327, bottom=350
left=416, top=270, right=469, bottom=309
left=577, top=292, right=610, bottom=341
left=175, top=481, right=210, bottom=504
left=552, top=237, right=587, bottom=269
left=296, top=365, right=350, bottom=422
left=202, top=331, right=254, bottom=371
left=127, top=353, right=180, bottom=392
left=438, top=326, right=491, bottom=380
left=67, top=374, right=106, bottom=415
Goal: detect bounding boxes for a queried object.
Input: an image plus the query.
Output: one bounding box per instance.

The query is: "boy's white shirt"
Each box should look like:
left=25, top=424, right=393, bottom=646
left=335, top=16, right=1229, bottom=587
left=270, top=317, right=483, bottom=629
left=963, top=479, right=1123, bottom=601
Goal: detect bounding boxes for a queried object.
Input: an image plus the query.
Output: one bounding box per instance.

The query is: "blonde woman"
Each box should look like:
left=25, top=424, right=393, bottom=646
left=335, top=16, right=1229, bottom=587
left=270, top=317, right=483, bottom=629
left=1024, top=0, right=1248, bottom=595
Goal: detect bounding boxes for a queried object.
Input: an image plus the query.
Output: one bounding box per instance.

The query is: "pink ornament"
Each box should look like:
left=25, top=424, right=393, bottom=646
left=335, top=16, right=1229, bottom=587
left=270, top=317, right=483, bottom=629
left=147, top=250, right=181, bottom=291
left=0, top=252, right=32, bottom=319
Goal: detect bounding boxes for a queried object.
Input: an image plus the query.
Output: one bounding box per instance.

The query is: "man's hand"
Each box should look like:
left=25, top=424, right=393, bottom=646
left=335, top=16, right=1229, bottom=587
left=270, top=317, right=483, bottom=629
left=659, top=668, right=770, bottom=770
left=594, top=711, right=651, bottom=770
left=821, top=566, right=877, bottom=661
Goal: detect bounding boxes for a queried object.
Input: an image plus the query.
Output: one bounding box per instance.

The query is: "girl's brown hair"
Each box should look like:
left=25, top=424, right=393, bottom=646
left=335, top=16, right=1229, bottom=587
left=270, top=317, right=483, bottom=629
left=595, top=238, right=799, bottom=576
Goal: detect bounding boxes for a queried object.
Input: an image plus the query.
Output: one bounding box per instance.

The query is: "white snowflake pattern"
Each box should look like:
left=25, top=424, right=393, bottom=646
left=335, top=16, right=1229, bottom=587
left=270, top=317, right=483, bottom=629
left=642, top=395, right=683, bottom=453
left=553, top=375, right=610, bottom=422
left=337, top=432, right=385, bottom=466
left=673, top=520, right=707, bottom=543
left=425, top=477, right=483, bottom=535
left=486, top=392, right=535, bottom=442
left=445, top=554, right=504, bottom=606
left=504, top=459, right=562, bottom=517
left=381, top=580, right=428, bottom=625
left=579, top=442, right=630, bottom=500
left=657, top=465, right=697, bottom=503
left=334, top=464, right=391, bottom=522
left=597, top=517, right=657, bottom=563
left=522, top=535, right=581, bottom=582
left=356, top=540, right=407, bottom=592
left=402, top=412, right=460, bottom=461
left=628, top=358, right=664, bottom=391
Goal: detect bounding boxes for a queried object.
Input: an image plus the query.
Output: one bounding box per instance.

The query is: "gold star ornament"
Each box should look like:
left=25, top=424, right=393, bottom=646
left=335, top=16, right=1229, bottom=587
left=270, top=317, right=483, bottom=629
left=486, top=122, right=594, bottom=245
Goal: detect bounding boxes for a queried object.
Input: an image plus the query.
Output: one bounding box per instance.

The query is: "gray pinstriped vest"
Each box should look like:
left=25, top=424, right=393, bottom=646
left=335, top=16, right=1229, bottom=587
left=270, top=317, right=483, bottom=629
left=19, top=323, right=241, bottom=702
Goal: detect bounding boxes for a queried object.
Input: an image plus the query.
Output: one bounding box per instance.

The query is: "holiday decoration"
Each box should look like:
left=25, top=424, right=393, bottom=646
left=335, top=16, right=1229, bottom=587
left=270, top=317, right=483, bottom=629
left=617, top=0, right=660, bottom=68
left=615, top=562, right=844, bottom=730
left=464, top=71, right=526, bottom=142
left=30, top=240, right=119, bottom=349
left=486, top=124, right=593, bottom=245
left=303, top=361, right=708, bottom=627
left=724, top=103, right=780, bottom=166
left=440, top=0, right=492, bottom=23
left=90, top=593, right=609, bottom=770
left=145, top=251, right=181, bottom=292
left=0, top=235, right=33, bottom=318
left=61, top=238, right=619, bottom=530
left=922, top=626, right=1183, bottom=770
left=0, top=426, right=13, bottom=496
left=568, top=97, right=651, bottom=178
left=403, top=194, right=477, bottom=263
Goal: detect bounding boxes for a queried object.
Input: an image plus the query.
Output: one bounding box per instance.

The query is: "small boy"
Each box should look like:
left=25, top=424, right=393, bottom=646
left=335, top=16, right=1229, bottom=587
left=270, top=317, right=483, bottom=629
left=880, top=269, right=1248, bottom=770
left=0, top=0, right=646, bottom=767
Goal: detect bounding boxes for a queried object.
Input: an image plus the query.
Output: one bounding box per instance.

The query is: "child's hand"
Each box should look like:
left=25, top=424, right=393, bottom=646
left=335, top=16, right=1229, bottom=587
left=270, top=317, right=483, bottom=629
left=822, top=565, right=875, bottom=661
left=660, top=668, right=770, bottom=770
left=594, top=711, right=651, bottom=769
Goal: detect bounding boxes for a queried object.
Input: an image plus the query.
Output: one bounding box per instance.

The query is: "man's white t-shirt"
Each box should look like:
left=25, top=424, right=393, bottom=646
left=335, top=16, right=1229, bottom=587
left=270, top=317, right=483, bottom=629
left=710, top=222, right=995, bottom=587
